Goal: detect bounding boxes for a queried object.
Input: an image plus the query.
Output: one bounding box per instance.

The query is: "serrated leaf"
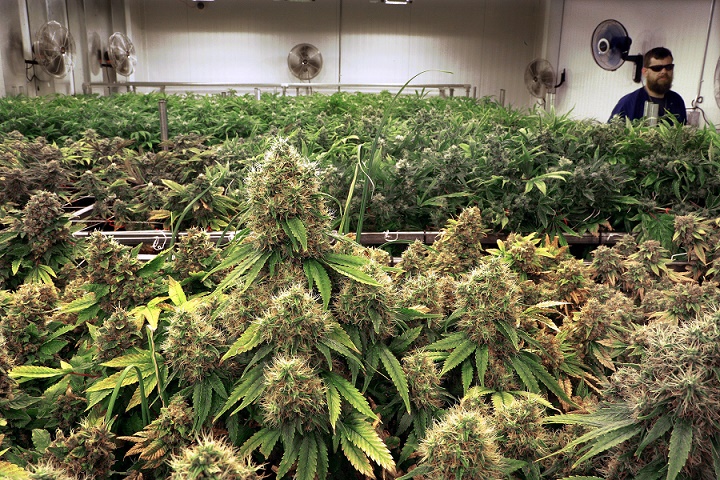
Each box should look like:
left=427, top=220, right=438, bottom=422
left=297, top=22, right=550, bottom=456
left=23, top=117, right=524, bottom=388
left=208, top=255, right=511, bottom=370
left=238, top=427, right=280, bottom=459
left=32, top=429, right=51, bottom=452
left=325, top=323, right=360, bottom=353
left=339, top=413, right=396, bottom=473
left=324, top=261, right=382, bottom=286
left=666, top=418, right=693, bottom=480
left=215, top=364, right=266, bottom=419
left=59, top=293, right=97, bottom=313
left=476, top=345, right=489, bottom=386
left=316, top=431, right=329, bottom=480
left=378, top=343, right=410, bottom=413
left=510, top=355, right=540, bottom=393
left=323, top=252, right=370, bottom=267
left=100, top=350, right=152, bottom=368
left=339, top=431, right=374, bottom=478
left=389, top=326, right=423, bottom=354
left=441, top=337, right=477, bottom=375
left=136, top=252, right=166, bottom=278
left=324, top=372, right=376, bottom=420
left=461, top=359, right=473, bottom=395
left=635, top=415, right=673, bottom=457
left=296, top=433, right=319, bottom=480
left=517, top=352, right=574, bottom=405
left=39, top=339, right=68, bottom=357
left=276, top=436, right=300, bottom=479
left=304, top=259, right=332, bottom=309
left=285, top=217, right=308, bottom=251
left=426, top=331, right=468, bottom=351
left=572, top=425, right=643, bottom=468
left=9, top=365, right=70, bottom=380
left=167, top=277, right=187, bottom=306
left=87, top=364, right=154, bottom=392
left=496, top=320, right=519, bottom=351
left=193, top=381, right=213, bottom=430
left=491, top=391, right=514, bottom=410
left=327, top=383, right=342, bottom=430
left=221, top=322, right=263, bottom=361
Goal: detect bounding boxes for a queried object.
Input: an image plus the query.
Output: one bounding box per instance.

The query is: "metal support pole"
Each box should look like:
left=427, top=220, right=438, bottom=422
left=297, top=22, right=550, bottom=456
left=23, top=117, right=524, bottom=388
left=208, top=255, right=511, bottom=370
left=158, top=99, right=169, bottom=151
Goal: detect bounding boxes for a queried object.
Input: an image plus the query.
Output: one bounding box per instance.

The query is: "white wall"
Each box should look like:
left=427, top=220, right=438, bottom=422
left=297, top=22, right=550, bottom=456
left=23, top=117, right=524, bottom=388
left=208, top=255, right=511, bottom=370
left=125, top=0, right=546, bottom=106
left=554, top=0, right=720, bottom=127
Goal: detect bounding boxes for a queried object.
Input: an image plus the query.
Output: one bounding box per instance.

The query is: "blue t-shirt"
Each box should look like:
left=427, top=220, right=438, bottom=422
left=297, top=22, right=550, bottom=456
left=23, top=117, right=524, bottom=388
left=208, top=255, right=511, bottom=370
left=609, top=87, right=687, bottom=124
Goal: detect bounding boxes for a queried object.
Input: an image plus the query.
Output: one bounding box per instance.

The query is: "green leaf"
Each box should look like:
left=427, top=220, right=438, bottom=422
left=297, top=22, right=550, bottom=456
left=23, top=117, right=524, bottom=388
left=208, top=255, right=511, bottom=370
left=327, top=382, right=342, bottom=431
left=339, top=413, right=396, bottom=473
left=572, top=425, right=644, bottom=468
left=339, top=431, right=374, bottom=477
left=389, top=326, right=423, bottom=354
left=491, top=391, right=514, bottom=410
left=87, top=364, right=154, bottom=392
left=476, top=345, right=489, bottom=386
left=9, top=365, right=71, bottom=380
left=324, top=372, right=376, bottom=420
left=136, top=251, right=166, bottom=278
left=304, top=259, right=332, bottom=309
left=59, top=293, right=97, bottom=313
left=510, top=355, right=541, bottom=393
left=238, top=427, right=281, bottom=458
left=216, top=364, right=266, bottom=419
left=635, top=415, right=673, bottom=457
left=167, top=277, right=187, bottom=306
left=323, top=261, right=381, bottom=286
left=296, top=433, right=319, bottom=480
left=461, top=359, right=474, bottom=395
left=221, top=322, right=263, bottom=361
left=0, top=460, right=28, bottom=479
left=193, top=381, right=213, bottom=430
left=285, top=217, right=308, bottom=251
left=396, top=465, right=433, bottom=480
left=100, top=350, right=152, bottom=368
left=496, top=320, right=519, bottom=351
left=276, top=436, right=300, bottom=479
left=517, top=352, right=574, bottom=405
left=441, top=336, right=477, bottom=375
left=32, top=429, right=51, bottom=452
left=426, top=331, right=468, bottom=351
left=323, top=252, right=370, bottom=267
left=666, top=418, right=693, bottom=480
left=378, top=343, right=411, bottom=413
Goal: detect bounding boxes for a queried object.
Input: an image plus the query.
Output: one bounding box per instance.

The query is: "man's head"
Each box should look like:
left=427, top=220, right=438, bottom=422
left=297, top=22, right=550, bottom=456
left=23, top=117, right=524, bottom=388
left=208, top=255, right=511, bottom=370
left=643, top=47, right=674, bottom=96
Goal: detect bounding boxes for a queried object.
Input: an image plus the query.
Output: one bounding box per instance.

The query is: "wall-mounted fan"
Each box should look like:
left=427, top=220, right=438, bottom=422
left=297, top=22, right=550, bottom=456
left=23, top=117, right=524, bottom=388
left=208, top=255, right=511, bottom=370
left=524, top=58, right=557, bottom=99
left=107, top=32, right=137, bottom=77
left=288, top=43, right=322, bottom=81
left=591, top=19, right=642, bottom=82
left=28, top=20, right=75, bottom=78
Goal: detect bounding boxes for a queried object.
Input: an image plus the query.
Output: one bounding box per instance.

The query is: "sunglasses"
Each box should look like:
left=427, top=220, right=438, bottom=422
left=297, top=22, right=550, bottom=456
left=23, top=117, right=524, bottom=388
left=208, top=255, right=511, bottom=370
left=647, top=64, right=675, bottom=72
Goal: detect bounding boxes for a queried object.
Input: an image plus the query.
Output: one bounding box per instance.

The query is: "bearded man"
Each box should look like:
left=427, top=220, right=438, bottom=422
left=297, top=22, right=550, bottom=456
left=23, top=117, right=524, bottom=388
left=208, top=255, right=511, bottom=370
left=609, top=47, right=687, bottom=124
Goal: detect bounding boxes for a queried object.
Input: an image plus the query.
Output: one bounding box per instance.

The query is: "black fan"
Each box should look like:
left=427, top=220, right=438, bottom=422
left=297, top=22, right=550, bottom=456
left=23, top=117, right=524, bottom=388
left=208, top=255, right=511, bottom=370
left=288, top=43, right=322, bottom=81
left=108, top=32, right=137, bottom=77
left=32, top=21, right=75, bottom=78
left=591, top=19, right=642, bottom=82
left=524, top=59, right=556, bottom=98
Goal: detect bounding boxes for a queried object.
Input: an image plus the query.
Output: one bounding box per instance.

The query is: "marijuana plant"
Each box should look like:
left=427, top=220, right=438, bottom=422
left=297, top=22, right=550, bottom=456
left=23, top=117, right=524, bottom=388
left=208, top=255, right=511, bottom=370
left=169, top=434, right=264, bottom=480
left=547, top=309, right=720, bottom=480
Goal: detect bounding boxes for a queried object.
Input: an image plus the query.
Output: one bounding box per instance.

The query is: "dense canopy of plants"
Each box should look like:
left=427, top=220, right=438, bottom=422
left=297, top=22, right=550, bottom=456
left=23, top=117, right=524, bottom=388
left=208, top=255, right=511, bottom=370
left=1, top=92, right=720, bottom=245
left=2, top=92, right=720, bottom=479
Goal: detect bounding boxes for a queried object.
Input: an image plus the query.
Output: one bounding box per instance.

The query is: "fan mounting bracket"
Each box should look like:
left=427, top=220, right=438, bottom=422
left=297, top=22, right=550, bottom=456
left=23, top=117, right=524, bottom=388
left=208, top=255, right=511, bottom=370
left=623, top=54, right=643, bottom=83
